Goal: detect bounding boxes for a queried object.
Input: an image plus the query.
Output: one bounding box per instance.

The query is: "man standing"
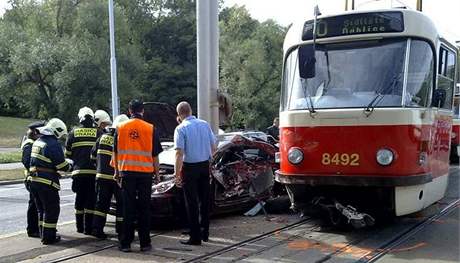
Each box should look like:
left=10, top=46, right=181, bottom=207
left=174, top=101, right=216, bottom=245
left=266, top=117, right=279, bottom=141
left=91, top=114, right=128, bottom=239
left=65, top=107, right=101, bottom=235
left=29, top=118, right=72, bottom=245
left=21, top=121, right=45, bottom=238
left=112, top=99, right=162, bottom=252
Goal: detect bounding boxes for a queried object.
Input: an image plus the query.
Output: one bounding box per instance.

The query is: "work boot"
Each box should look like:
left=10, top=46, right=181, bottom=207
left=27, top=232, right=40, bottom=238
left=91, top=229, right=107, bottom=240
left=118, top=245, right=131, bottom=253
left=140, top=244, right=152, bottom=252
left=42, top=235, right=61, bottom=245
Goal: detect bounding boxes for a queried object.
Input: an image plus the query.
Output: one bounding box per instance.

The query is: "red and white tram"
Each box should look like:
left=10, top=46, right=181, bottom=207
left=451, top=84, right=460, bottom=163
left=276, top=9, right=458, bottom=222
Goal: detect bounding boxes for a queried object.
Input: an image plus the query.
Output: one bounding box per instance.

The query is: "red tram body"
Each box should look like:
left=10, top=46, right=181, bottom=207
left=276, top=9, right=458, bottom=217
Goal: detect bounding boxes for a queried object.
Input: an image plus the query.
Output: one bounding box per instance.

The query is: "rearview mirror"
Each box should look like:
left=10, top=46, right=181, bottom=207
left=431, top=88, right=446, bottom=108
left=299, top=45, right=316, bottom=79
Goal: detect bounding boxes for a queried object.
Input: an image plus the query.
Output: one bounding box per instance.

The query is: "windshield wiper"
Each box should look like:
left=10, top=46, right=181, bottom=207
left=302, top=79, right=317, bottom=116
left=364, top=74, right=401, bottom=115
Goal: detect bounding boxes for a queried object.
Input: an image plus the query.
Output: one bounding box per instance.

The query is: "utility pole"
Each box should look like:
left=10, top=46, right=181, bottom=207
left=197, top=0, right=219, bottom=133
left=108, top=0, right=119, bottom=117
left=351, top=0, right=355, bottom=10
left=345, top=0, right=348, bottom=11
left=416, top=0, right=422, bottom=11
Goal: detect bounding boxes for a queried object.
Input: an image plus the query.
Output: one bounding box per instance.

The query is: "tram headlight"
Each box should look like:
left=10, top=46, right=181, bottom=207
left=288, top=147, right=304, bottom=165
left=376, top=149, right=394, bottom=166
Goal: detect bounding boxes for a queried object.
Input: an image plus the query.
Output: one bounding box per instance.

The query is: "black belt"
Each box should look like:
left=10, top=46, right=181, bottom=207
left=183, top=160, right=210, bottom=167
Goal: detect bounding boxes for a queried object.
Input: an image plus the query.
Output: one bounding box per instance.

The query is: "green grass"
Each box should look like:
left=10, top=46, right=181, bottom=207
left=0, top=168, right=24, bottom=181
left=0, top=151, right=22, bottom=163
left=0, top=116, right=37, bottom=147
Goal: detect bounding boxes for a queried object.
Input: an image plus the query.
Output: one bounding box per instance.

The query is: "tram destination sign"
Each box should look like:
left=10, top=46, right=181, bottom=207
left=302, top=12, right=404, bottom=41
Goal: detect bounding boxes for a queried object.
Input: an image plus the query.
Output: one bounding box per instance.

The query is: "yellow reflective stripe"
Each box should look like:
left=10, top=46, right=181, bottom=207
left=71, top=169, right=96, bottom=175
left=43, top=222, right=57, bottom=228
left=93, top=210, right=106, bottom=217
left=56, top=161, right=68, bottom=170
left=31, top=153, right=52, bottom=163
left=96, top=173, right=114, bottom=180
left=24, top=170, right=29, bottom=177
left=116, top=217, right=123, bottom=222
left=90, top=155, right=97, bottom=160
left=39, top=220, right=44, bottom=226
left=72, top=141, right=95, bottom=148
left=29, top=177, right=60, bottom=190
left=84, top=209, right=95, bottom=214
left=65, top=150, right=72, bottom=157
left=75, top=210, right=84, bottom=215
left=97, top=149, right=113, bottom=156
left=21, top=139, right=34, bottom=150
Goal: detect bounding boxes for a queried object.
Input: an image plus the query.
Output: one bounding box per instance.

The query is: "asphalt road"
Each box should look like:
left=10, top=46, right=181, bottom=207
left=0, top=178, right=75, bottom=236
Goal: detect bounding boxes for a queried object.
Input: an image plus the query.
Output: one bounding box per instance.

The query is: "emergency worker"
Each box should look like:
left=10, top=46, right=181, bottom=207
left=29, top=118, right=72, bottom=245
left=266, top=117, right=279, bottom=141
left=21, top=120, right=46, bottom=238
left=91, top=114, right=128, bottom=239
left=112, top=99, right=162, bottom=252
left=94, top=110, right=112, bottom=132
left=65, top=107, right=101, bottom=234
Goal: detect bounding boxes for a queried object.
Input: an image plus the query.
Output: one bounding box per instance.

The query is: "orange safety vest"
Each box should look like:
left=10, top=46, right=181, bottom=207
left=114, top=118, right=155, bottom=173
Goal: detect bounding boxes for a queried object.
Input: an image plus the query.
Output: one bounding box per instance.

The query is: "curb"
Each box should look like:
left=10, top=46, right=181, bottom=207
left=0, top=174, right=72, bottom=186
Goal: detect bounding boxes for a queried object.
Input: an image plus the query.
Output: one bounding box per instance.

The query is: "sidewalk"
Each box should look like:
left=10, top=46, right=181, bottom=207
left=0, top=162, right=22, bottom=170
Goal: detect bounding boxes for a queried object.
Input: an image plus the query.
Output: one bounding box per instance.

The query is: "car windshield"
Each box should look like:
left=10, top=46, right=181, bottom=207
left=282, top=38, right=434, bottom=110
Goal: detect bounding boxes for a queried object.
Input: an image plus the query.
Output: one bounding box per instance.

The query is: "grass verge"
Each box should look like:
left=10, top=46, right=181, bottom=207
left=0, top=169, right=24, bottom=181
left=0, top=116, right=37, bottom=148
left=0, top=151, right=22, bottom=164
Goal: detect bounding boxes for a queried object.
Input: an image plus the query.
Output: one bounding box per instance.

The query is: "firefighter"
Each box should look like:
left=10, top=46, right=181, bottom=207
left=21, top=120, right=46, bottom=238
left=65, top=107, right=101, bottom=234
left=94, top=110, right=112, bottom=132
left=29, top=118, right=72, bottom=245
left=91, top=114, right=129, bottom=239
left=113, top=99, right=162, bottom=252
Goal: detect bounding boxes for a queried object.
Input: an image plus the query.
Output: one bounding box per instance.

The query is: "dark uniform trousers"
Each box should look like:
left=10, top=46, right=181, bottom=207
left=30, top=182, right=60, bottom=242
left=72, top=176, right=96, bottom=233
left=121, top=175, right=152, bottom=248
left=27, top=190, right=39, bottom=234
left=182, top=161, right=211, bottom=242
left=92, top=179, right=123, bottom=234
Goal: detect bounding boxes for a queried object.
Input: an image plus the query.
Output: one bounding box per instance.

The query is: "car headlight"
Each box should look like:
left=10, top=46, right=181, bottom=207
left=288, top=147, right=304, bottom=165
left=152, top=179, right=176, bottom=194
left=376, top=149, right=394, bottom=166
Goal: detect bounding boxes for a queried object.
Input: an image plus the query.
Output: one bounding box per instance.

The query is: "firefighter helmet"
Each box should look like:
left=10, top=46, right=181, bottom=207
left=94, top=110, right=112, bottom=127
left=111, top=114, right=129, bottom=129
left=78, top=107, right=94, bottom=122
left=40, top=118, right=68, bottom=139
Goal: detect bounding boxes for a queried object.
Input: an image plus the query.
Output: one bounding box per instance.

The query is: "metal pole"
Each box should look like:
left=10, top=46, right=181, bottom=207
left=108, top=0, right=119, bottom=117
left=209, top=0, right=219, bottom=133
left=197, top=0, right=210, bottom=123
left=351, top=0, right=355, bottom=10
left=345, top=0, right=348, bottom=11
left=416, top=0, right=422, bottom=11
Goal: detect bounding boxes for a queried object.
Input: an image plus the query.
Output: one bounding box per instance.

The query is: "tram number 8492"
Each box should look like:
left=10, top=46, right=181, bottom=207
left=321, top=153, right=360, bottom=166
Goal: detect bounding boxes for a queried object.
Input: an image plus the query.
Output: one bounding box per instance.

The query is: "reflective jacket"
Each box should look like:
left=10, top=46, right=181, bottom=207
left=113, top=118, right=155, bottom=173
left=21, top=138, right=35, bottom=180
left=65, top=127, right=101, bottom=176
left=91, top=132, right=115, bottom=181
left=30, top=135, right=71, bottom=190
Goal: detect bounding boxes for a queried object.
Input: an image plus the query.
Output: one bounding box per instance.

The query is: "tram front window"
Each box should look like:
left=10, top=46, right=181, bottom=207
left=282, top=39, right=433, bottom=111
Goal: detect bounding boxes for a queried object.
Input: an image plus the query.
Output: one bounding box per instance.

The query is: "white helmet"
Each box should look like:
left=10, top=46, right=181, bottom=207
left=94, top=110, right=112, bottom=127
left=78, top=107, right=94, bottom=122
left=111, top=114, right=129, bottom=129
left=39, top=118, right=68, bottom=139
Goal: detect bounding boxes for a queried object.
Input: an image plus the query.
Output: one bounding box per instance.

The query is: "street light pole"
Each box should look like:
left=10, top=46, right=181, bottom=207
left=108, top=0, right=119, bottom=117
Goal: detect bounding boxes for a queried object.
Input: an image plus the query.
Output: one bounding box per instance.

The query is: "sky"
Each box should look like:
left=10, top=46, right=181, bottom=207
left=224, top=0, right=460, bottom=41
left=0, top=0, right=458, bottom=41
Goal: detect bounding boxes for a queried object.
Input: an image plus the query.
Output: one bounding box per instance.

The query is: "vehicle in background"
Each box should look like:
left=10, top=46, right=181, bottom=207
left=452, top=83, right=460, bottom=163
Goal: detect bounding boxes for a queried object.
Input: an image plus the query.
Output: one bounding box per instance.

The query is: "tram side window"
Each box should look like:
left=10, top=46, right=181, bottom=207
left=436, top=47, right=456, bottom=109
left=405, top=40, right=433, bottom=107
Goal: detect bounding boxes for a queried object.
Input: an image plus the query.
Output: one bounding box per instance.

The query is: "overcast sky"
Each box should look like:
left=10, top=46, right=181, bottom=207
left=224, top=0, right=460, bottom=41
left=0, top=0, right=458, bottom=41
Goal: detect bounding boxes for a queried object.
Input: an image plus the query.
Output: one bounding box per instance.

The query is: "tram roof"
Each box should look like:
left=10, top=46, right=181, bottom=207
left=283, top=8, right=455, bottom=55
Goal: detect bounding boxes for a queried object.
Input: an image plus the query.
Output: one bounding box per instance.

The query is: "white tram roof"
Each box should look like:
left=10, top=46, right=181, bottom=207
left=283, top=9, right=456, bottom=55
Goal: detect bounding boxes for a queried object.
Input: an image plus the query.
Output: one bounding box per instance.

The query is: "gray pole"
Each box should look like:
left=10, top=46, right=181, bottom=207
left=108, top=0, right=119, bottom=117
left=209, top=0, right=219, bottom=133
left=197, top=0, right=210, bottom=123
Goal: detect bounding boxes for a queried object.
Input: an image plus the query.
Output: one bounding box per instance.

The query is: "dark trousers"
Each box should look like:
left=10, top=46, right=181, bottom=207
left=121, top=175, right=152, bottom=248
left=72, top=176, right=96, bottom=233
left=26, top=184, right=39, bottom=234
left=30, top=182, right=60, bottom=242
left=92, top=179, right=123, bottom=234
left=182, top=161, right=210, bottom=242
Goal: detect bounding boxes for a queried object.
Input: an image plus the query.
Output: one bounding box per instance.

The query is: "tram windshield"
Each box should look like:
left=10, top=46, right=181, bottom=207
left=282, top=38, right=434, bottom=111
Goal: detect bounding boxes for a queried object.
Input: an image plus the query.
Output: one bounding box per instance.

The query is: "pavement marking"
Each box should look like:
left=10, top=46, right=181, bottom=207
left=0, top=220, right=75, bottom=240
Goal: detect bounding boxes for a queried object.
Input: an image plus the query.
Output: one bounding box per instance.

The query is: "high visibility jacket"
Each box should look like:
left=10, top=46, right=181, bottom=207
left=65, top=127, right=101, bottom=176
left=114, top=118, right=155, bottom=173
left=91, top=132, right=115, bottom=180
left=21, top=138, right=35, bottom=180
left=30, top=135, right=71, bottom=190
